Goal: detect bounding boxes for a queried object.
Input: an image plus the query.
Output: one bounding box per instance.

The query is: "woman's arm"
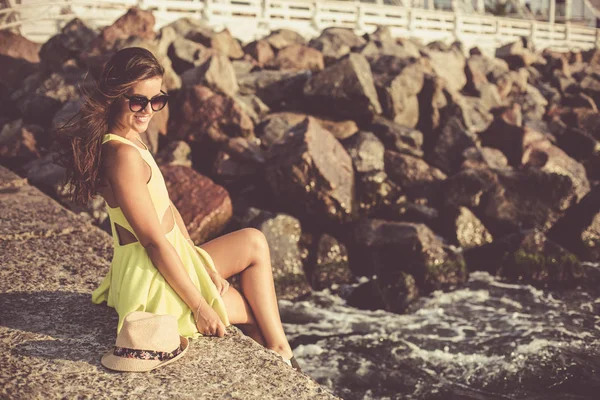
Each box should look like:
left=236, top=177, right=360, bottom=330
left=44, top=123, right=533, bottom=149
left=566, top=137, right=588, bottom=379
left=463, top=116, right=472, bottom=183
left=104, top=144, right=205, bottom=313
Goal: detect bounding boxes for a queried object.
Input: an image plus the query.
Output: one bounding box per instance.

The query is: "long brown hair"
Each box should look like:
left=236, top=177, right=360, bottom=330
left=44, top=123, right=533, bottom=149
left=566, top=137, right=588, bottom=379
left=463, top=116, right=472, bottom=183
left=51, top=47, right=164, bottom=206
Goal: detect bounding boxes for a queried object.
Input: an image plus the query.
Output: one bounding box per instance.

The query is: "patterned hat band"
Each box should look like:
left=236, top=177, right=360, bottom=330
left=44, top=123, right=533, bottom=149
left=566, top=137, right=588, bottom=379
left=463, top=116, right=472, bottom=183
left=113, top=344, right=183, bottom=361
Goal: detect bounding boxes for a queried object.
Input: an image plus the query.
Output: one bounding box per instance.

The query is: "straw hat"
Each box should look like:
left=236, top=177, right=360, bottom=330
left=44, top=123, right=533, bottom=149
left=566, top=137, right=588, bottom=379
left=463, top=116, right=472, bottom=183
left=101, top=311, right=189, bottom=372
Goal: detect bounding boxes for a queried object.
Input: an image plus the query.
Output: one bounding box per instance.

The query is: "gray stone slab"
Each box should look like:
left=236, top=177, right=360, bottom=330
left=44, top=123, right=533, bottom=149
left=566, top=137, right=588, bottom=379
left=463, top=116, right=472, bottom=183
left=0, top=165, right=26, bottom=188
left=0, top=228, right=113, bottom=293
left=0, top=183, right=91, bottom=241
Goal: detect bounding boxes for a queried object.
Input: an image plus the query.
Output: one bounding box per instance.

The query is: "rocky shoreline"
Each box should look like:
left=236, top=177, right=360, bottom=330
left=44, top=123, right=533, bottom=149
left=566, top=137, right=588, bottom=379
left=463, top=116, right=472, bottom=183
left=1, top=6, right=598, bottom=319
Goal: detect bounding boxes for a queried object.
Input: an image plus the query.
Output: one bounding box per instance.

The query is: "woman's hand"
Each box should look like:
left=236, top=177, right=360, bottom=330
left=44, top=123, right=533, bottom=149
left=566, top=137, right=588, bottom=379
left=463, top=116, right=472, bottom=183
left=193, top=300, right=227, bottom=337
left=207, top=268, right=229, bottom=296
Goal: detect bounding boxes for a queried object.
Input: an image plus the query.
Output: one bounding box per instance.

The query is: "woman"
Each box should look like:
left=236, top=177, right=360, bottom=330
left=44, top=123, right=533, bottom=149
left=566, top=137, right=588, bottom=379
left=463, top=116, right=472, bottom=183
left=53, top=47, right=300, bottom=371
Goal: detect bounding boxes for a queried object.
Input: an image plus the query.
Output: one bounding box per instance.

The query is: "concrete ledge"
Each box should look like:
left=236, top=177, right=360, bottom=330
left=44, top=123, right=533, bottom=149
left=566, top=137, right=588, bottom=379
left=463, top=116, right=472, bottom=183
left=0, top=165, right=337, bottom=399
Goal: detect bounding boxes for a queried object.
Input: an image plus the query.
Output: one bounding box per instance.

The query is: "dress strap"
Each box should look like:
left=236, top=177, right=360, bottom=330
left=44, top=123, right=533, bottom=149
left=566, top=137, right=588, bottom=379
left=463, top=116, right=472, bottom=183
left=102, top=133, right=149, bottom=151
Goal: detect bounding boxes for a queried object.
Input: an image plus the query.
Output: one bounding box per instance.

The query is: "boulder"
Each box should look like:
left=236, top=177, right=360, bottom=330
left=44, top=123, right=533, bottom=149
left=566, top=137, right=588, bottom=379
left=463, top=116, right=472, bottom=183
left=308, top=27, right=366, bottom=65
left=428, top=116, right=478, bottom=175
left=181, top=53, right=239, bottom=97
left=39, top=18, right=97, bottom=74
left=186, top=27, right=244, bottom=59
left=312, top=233, right=353, bottom=290
left=347, top=219, right=467, bottom=293
left=368, top=116, right=424, bottom=157
left=237, top=208, right=312, bottom=300
left=384, top=150, right=447, bottom=199
left=243, top=39, right=275, bottom=67
left=238, top=69, right=311, bottom=109
left=265, top=29, right=307, bottom=51
left=268, top=44, right=324, bottom=73
left=464, top=229, right=584, bottom=288
left=303, top=53, right=382, bottom=123
left=265, top=117, right=355, bottom=224
left=167, top=36, right=214, bottom=74
left=162, top=165, right=232, bottom=244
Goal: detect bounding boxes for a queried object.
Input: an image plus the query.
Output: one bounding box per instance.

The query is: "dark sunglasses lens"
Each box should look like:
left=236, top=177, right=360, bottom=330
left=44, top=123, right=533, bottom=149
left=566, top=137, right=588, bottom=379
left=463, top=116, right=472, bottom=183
left=129, top=98, right=146, bottom=112
left=151, top=96, right=168, bottom=111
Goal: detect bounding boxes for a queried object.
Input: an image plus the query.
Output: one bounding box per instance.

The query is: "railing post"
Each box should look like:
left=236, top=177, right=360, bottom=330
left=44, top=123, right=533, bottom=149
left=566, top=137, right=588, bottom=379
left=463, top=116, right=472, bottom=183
left=565, top=21, right=571, bottom=46
left=407, top=8, right=414, bottom=34
left=356, top=4, right=365, bottom=32
left=312, top=0, right=320, bottom=31
left=530, top=21, right=537, bottom=49
left=454, top=12, right=461, bottom=42
left=203, top=0, right=213, bottom=22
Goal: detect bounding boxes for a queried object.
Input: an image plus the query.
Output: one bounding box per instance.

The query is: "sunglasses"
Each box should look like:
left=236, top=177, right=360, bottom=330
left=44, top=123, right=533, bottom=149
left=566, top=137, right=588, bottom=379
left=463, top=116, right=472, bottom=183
left=123, top=90, right=169, bottom=112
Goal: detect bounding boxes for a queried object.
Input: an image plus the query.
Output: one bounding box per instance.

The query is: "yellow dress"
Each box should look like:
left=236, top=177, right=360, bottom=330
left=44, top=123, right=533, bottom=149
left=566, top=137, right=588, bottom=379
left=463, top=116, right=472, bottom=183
left=91, top=133, right=230, bottom=340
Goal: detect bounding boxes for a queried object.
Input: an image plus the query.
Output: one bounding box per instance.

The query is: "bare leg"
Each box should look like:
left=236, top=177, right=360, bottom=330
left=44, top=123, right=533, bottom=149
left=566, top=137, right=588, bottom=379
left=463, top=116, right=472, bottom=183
left=201, top=228, right=293, bottom=360
left=221, top=285, right=266, bottom=346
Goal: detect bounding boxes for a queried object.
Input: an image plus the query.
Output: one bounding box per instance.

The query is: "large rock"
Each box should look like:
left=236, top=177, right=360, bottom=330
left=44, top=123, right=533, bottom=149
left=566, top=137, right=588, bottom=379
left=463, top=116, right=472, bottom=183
left=428, top=116, right=478, bottom=175
left=547, top=185, right=600, bottom=262
left=308, top=27, right=366, bottom=65
left=371, top=56, right=424, bottom=127
left=268, top=44, right=324, bottom=73
left=238, top=69, right=311, bottom=109
left=0, top=119, right=43, bottom=171
left=347, top=219, right=467, bottom=294
left=368, top=116, right=424, bottom=157
left=264, top=29, right=307, bottom=51
left=186, top=27, right=244, bottom=59
left=167, top=36, right=214, bottom=74
left=88, top=7, right=155, bottom=53
left=0, top=30, right=41, bottom=63
left=265, top=117, right=355, bottom=224
left=161, top=165, right=232, bottom=244
left=0, top=165, right=338, bottom=399
left=172, top=85, right=254, bottom=143
left=312, top=233, right=353, bottom=290
left=303, top=53, right=382, bottom=123
left=243, top=39, right=275, bottom=67
left=181, top=53, right=239, bottom=97
left=384, top=150, right=447, bottom=199
left=422, top=45, right=466, bottom=94
left=444, top=167, right=577, bottom=237
left=39, top=18, right=97, bottom=74
left=464, top=229, right=585, bottom=288
left=237, top=208, right=312, bottom=300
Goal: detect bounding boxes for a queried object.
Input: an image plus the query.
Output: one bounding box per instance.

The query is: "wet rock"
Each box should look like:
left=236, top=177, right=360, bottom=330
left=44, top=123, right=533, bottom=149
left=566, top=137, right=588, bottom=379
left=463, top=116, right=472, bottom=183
left=155, top=140, right=192, bottom=167
left=0, top=119, right=43, bottom=170
left=238, top=69, right=311, bottom=109
left=162, top=165, right=232, bottom=244
left=312, top=233, right=353, bottom=290
left=265, top=117, right=355, bottom=225
left=464, top=229, right=585, bottom=287
left=181, top=53, right=239, bottom=97
left=303, top=53, right=382, bottom=123
left=371, top=56, right=424, bottom=127
left=308, top=27, right=366, bottom=65
left=265, top=29, right=307, bottom=51
left=243, top=39, right=275, bottom=67
left=522, top=138, right=590, bottom=201
left=39, top=18, right=96, bottom=74
left=368, top=116, right=423, bottom=157
left=384, top=150, right=447, bottom=199
left=238, top=208, right=311, bottom=300
left=547, top=185, right=600, bottom=262
left=346, top=279, right=386, bottom=311
left=269, top=44, right=324, bottom=73
left=444, top=168, right=577, bottom=237
left=347, top=219, right=467, bottom=293
left=428, top=116, right=478, bottom=175
left=438, top=206, right=493, bottom=249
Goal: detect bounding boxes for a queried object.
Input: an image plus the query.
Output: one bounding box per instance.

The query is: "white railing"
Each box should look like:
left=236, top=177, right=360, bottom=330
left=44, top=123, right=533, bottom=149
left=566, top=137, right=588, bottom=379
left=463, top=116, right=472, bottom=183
left=1, top=0, right=598, bottom=54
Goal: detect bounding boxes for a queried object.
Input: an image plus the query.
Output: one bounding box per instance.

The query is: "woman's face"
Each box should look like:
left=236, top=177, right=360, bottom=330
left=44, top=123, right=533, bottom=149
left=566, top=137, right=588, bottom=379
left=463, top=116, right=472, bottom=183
left=110, top=76, right=163, bottom=136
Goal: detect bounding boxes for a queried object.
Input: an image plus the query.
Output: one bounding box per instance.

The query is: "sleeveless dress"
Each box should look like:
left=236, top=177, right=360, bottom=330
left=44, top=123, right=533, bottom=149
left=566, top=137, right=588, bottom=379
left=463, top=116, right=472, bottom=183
left=91, top=133, right=230, bottom=340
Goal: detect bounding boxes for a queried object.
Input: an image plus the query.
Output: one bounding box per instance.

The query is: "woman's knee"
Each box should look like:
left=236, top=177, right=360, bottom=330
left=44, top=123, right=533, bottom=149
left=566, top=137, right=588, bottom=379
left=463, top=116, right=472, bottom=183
left=242, top=227, right=270, bottom=257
